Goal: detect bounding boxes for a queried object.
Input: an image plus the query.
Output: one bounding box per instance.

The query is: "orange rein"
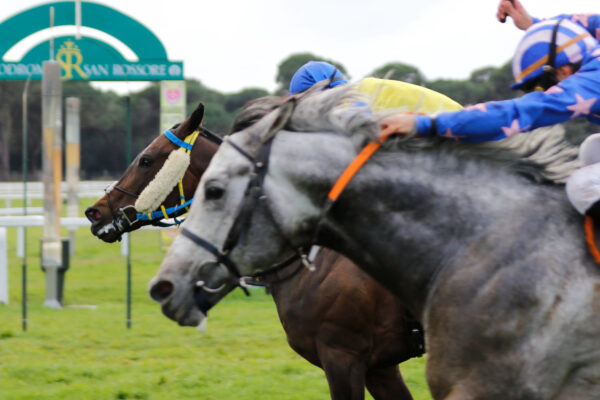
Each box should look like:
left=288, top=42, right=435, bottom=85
left=584, top=215, right=600, bottom=265
left=327, top=140, right=386, bottom=202
left=328, top=137, right=600, bottom=269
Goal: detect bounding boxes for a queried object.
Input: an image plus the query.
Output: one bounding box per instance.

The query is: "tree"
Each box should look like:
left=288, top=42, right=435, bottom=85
left=487, top=61, right=515, bottom=101
left=224, top=88, right=270, bottom=113
left=275, top=53, right=348, bottom=94
left=186, top=79, right=232, bottom=134
left=369, top=62, right=425, bottom=85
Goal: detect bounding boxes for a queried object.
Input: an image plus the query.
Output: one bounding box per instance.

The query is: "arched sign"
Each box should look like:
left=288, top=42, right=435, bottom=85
left=0, top=1, right=183, bottom=81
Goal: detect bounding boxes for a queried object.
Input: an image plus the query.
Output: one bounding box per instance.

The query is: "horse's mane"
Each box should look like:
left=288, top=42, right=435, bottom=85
left=235, top=84, right=580, bottom=184
left=231, top=96, right=290, bottom=133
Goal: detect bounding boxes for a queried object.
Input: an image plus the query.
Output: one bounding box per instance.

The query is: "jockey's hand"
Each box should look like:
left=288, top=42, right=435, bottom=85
left=497, top=0, right=533, bottom=30
left=378, top=114, right=417, bottom=141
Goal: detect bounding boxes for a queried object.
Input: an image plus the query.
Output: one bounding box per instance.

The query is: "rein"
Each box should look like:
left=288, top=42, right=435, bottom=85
left=181, top=99, right=390, bottom=298
left=584, top=215, right=600, bottom=265
left=180, top=100, right=312, bottom=295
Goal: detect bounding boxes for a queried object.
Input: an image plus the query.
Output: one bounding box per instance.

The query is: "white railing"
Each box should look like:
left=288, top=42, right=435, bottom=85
left=0, top=207, right=43, bottom=216
left=0, top=180, right=113, bottom=202
left=0, top=215, right=174, bottom=304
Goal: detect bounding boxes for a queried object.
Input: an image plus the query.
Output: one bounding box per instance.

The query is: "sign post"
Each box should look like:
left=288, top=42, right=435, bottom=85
left=0, top=1, right=185, bottom=322
left=160, top=80, right=186, bottom=132
left=41, top=60, right=63, bottom=309
left=65, top=98, right=80, bottom=254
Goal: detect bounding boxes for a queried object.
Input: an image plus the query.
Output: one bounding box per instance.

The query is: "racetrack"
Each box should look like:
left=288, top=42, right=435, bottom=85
left=0, top=198, right=431, bottom=400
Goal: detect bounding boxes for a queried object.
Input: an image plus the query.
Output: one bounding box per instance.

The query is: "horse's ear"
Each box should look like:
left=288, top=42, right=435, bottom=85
left=174, top=102, right=205, bottom=139
left=189, top=102, right=205, bottom=129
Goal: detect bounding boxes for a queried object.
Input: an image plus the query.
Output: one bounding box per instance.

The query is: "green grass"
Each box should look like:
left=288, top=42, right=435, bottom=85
left=0, top=198, right=432, bottom=400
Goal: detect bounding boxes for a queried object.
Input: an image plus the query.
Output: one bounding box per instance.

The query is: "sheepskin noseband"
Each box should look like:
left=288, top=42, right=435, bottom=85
left=134, top=149, right=190, bottom=213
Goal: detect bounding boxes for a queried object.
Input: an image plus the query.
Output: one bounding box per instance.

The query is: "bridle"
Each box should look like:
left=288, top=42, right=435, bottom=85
left=180, top=96, right=387, bottom=299
left=179, top=100, right=314, bottom=297
left=103, top=126, right=222, bottom=236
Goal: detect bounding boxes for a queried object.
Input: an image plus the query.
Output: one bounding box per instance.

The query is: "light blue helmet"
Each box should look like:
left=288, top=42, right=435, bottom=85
left=511, top=18, right=597, bottom=90
left=289, top=61, right=347, bottom=94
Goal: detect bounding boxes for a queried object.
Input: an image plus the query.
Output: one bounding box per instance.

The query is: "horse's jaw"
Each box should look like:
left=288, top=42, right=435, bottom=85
left=90, top=214, right=144, bottom=243
left=148, top=255, right=207, bottom=327
left=90, top=220, right=123, bottom=243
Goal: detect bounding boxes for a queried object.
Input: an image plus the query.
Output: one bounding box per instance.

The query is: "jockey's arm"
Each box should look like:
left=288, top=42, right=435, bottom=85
left=408, top=57, right=600, bottom=143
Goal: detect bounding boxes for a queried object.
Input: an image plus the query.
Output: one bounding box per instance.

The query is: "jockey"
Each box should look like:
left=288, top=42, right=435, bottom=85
left=379, top=16, right=600, bottom=143
left=289, top=61, right=463, bottom=114
left=377, top=2, right=600, bottom=216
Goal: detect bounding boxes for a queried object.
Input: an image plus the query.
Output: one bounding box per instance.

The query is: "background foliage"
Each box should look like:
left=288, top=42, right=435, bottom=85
left=0, top=53, right=595, bottom=180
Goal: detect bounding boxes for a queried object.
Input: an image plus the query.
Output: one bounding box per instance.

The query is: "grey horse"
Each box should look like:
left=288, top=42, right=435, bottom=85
left=150, top=86, right=600, bottom=400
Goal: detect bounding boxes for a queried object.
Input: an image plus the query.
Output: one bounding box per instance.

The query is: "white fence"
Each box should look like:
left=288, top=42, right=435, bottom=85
left=0, top=181, right=176, bottom=305
left=0, top=181, right=112, bottom=203
left=0, top=215, right=172, bottom=304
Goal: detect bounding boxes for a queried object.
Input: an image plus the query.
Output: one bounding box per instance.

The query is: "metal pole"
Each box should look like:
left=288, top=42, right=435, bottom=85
left=49, top=7, right=55, bottom=60
left=41, top=61, right=63, bottom=309
left=126, top=95, right=132, bottom=329
left=75, top=0, right=82, bottom=40
left=22, top=76, right=31, bottom=331
left=65, top=98, right=80, bottom=255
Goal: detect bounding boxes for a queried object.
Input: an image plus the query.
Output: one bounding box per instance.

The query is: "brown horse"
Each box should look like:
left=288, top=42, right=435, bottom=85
left=85, top=102, right=423, bottom=400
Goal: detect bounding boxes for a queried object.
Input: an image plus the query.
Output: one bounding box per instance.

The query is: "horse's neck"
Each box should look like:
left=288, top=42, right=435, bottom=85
left=279, top=136, right=578, bottom=319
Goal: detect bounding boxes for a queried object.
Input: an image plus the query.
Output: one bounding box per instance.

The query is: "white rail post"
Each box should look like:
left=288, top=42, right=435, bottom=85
left=0, top=227, right=8, bottom=304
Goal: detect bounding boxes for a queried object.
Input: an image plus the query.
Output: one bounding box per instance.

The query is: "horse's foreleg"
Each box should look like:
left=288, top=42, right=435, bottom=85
left=317, top=344, right=367, bottom=400
left=365, top=365, right=413, bottom=400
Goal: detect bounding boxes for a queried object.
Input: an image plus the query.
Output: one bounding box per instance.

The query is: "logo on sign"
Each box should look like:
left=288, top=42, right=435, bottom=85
left=165, top=88, right=182, bottom=104
left=56, top=39, right=89, bottom=79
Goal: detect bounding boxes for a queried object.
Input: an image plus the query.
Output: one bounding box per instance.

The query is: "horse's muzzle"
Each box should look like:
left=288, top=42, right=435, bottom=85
left=148, top=274, right=206, bottom=327
left=86, top=206, right=138, bottom=243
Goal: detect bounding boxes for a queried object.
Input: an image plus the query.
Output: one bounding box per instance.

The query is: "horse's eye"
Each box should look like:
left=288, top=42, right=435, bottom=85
left=139, top=157, right=153, bottom=168
left=205, top=186, right=224, bottom=200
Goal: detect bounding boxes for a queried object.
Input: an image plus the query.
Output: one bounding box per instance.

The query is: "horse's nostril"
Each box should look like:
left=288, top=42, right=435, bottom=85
left=85, top=207, right=102, bottom=223
left=150, top=280, right=174, bottom=302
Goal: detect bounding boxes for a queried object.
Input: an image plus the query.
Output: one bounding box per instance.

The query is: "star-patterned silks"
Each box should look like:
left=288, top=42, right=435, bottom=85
left=501, top=120, right=521, bottom=137
left=572, top=14, right=591, bottom=28
left=441, top=128, right=465, bottom=141
left=421, top=12, right=600, bottom=143
left=567, top=94, right=597, bottom=118
left=545, top=86, right=564, bottom=94
left=465, top=103, right=487, bottom=112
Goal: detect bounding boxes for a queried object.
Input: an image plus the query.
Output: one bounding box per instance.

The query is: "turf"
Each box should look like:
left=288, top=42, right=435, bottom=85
left=0, top=199, right=432, bottom=400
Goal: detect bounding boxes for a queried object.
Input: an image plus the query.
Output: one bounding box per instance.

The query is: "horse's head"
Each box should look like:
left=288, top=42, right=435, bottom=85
left=148, top=102, right=315, bottom=327
left=85, top=102, right=212, bottom=242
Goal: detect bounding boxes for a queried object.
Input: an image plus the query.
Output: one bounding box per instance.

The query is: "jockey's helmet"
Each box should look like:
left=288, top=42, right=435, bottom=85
left=289, top=61, right=347, bottom=94
left=511, top=18, right=597, bottom=91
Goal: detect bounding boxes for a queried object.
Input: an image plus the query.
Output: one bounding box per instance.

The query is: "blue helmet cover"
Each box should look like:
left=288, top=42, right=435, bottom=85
left=289, top=61, right=347, bottom=94
left=511, top=19, right=598, bottom=89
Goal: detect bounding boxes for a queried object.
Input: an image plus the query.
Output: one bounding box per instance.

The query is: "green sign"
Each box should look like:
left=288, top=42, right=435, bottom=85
left=0, top=2, right=183, bottom=81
